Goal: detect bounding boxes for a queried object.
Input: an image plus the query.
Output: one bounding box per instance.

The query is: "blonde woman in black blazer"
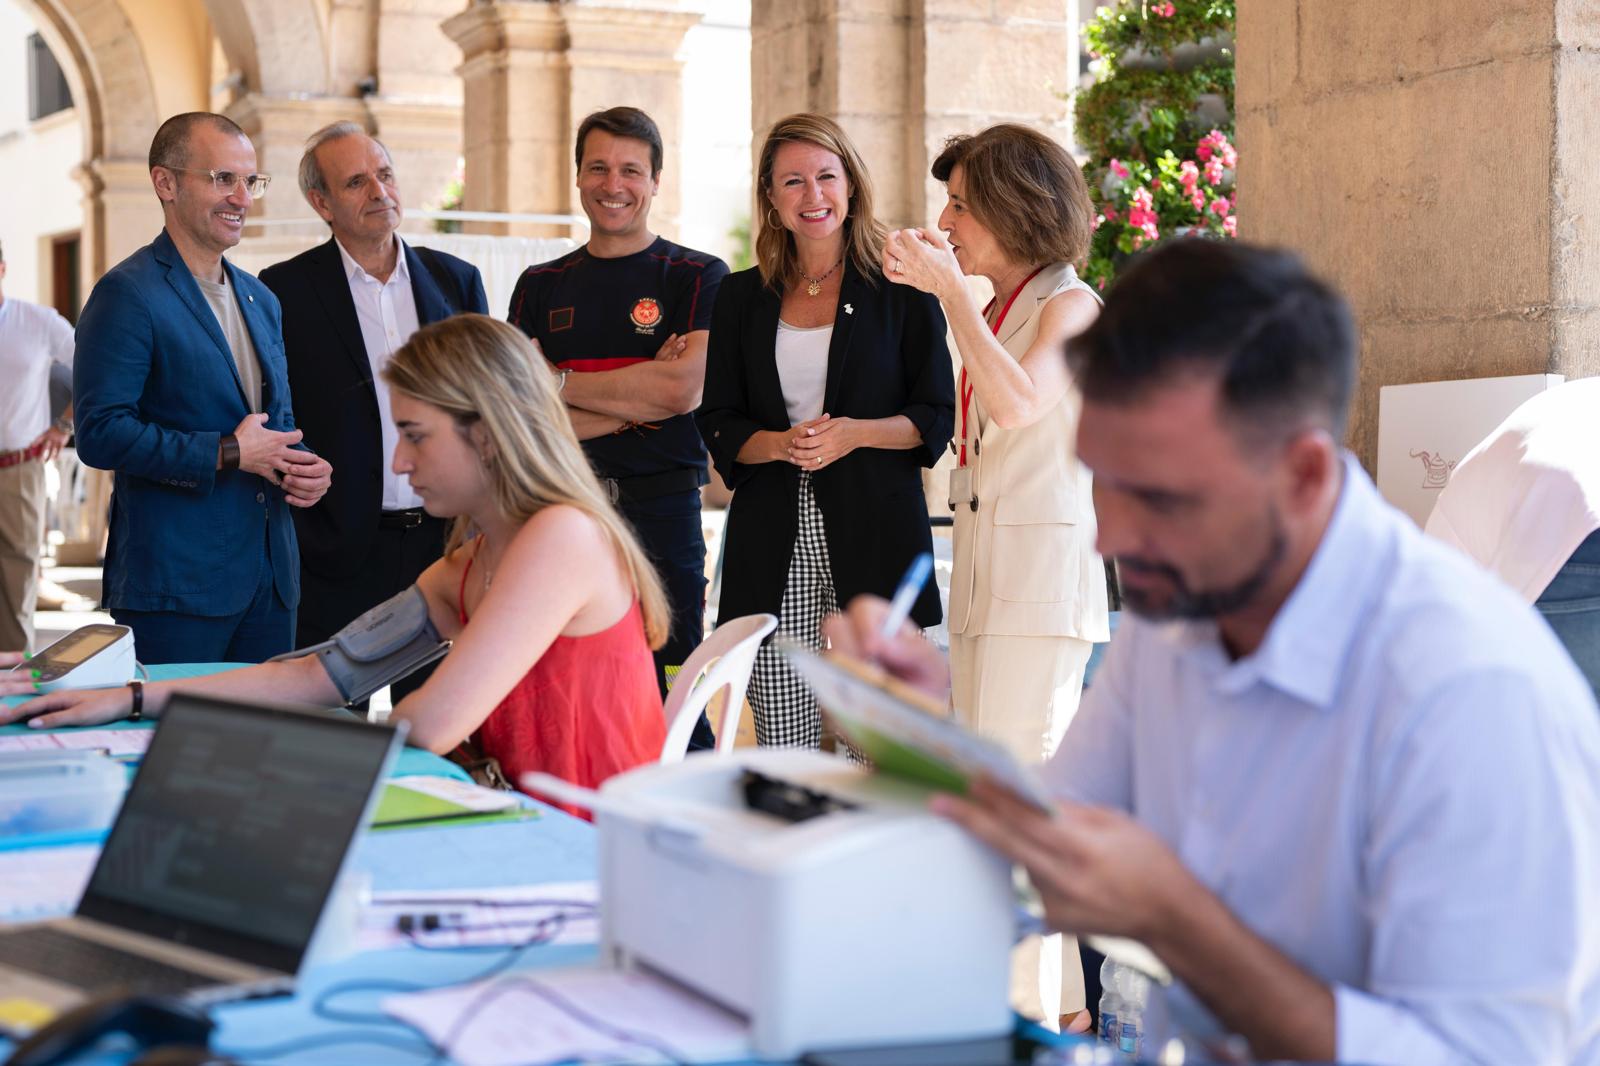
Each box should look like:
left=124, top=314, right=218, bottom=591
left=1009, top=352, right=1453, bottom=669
left=698, top=114, right=954, bottom=747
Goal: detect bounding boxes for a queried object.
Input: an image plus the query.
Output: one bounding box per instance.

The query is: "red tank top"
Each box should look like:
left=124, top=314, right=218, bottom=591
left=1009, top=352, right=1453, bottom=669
left=458, top=545, right=665, bottom=818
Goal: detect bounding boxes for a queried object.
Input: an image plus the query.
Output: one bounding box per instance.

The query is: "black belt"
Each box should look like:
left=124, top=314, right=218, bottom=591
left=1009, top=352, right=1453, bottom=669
left=378, top=508, right=430, bottom=529
left=600, top=468, right=701, bottom=505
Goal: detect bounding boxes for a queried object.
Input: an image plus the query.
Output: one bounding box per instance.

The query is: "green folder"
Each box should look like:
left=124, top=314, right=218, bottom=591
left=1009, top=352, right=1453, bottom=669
left=370, top=782, right=538, bottom=831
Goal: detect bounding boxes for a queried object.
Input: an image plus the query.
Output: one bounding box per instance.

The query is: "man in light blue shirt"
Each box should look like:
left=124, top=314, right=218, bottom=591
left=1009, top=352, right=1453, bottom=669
left=827, top=240, right=1600, bottom=1063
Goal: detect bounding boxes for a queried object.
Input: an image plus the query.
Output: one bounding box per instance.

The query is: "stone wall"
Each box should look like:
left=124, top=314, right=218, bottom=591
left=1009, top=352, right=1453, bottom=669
left=1237, top=1, right=1600, bottom=468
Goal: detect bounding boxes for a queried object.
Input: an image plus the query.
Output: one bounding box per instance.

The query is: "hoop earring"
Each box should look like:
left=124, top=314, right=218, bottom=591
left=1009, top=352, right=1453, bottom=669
left=766, top=207, right=783, bottom=231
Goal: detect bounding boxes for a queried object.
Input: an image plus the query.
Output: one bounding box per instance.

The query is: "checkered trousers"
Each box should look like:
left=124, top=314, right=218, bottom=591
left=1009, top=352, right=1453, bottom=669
left=748, top=471, right=839, bottom=748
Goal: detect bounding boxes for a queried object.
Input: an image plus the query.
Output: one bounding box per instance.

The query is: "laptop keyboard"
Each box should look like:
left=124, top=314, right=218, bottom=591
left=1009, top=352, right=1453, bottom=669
left=0, top=926, right=220, bottom=996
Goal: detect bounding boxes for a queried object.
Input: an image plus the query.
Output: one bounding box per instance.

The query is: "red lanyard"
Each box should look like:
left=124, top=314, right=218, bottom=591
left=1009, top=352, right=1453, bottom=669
left=958, top=266, right=1044, bottom=466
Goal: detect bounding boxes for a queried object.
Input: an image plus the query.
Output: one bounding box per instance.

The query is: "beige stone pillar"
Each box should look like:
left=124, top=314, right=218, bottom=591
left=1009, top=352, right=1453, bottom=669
left=1237, top=2, right=1600, bottom=469
left=73, top=158, right=163, bottom=285
left=443, top=1, right=701, bottom=239
left=751, top=0, right=1075, bottom=230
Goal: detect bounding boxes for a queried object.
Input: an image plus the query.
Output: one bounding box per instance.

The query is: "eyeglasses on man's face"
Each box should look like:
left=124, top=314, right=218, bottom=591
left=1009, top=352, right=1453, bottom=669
left=165, top=167, right=272, bottom=198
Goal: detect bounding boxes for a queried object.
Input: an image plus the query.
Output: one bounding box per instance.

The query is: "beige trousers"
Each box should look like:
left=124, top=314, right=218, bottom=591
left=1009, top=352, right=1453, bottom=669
left=949, top=631, right=1094, bottom=1023
left=0, top=460, right=46, bottom=652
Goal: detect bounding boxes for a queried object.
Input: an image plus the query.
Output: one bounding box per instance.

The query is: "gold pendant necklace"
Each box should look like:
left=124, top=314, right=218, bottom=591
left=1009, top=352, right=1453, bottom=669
left=799, top=256, right=844, bottom=297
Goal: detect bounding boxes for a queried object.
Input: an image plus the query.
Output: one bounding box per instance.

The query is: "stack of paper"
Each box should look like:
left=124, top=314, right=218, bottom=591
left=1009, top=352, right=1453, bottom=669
left=384, top=966, right=752, bottom=1066
left=357, top=880, right=601, bottom=951
left=0, top=845, right=98, bottom=923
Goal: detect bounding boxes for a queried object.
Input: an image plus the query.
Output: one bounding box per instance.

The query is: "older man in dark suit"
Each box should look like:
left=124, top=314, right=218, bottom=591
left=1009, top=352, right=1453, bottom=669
left=260, top=123, right=486, bottom=699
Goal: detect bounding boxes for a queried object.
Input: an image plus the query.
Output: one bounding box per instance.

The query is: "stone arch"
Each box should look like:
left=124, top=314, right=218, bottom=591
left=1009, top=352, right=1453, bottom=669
left=205, top=0, right=330, bottom=98
left=15, top=0, right=166, bottom=280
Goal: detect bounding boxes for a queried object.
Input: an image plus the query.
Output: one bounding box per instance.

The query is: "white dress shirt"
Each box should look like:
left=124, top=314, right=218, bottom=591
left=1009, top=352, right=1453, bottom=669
left=1046, top=455, right=1600, bottom=1064
left=0, top=297, right=75, bottom=451
left=1425, top=377, right=1600, bottom=602
left=336, top=237, right=423, bottom=511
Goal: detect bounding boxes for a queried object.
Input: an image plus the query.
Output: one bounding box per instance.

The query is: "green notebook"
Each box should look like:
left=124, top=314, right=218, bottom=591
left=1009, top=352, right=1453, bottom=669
left=370, top=777, right=538, bottom=831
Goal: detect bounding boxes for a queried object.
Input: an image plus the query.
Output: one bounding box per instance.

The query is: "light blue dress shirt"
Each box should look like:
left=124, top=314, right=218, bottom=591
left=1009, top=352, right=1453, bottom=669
left=1045, top=455, right=1600, bottom=1064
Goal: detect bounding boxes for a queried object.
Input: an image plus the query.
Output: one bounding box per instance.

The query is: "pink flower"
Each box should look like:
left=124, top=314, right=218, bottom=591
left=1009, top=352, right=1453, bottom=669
left=1109, top=159, right=1130, bottom=180
left=1103, top=206, right=1118, bottom=222
left=1222, top=215, right=1237, bottom=237
left=1205, top=158, right=1225, bottom=186
left=1178, top=160, right=1200, bottom=189
left=1190, top=191, right=1206, bottom=212
left=1093, top=214, right=1104, bottom=232
left=1150, top=178, right=1162, bottom=190
left=1152, top=2, right=1176, bottom=17
left=1209, top=197, right=1230, bottom=217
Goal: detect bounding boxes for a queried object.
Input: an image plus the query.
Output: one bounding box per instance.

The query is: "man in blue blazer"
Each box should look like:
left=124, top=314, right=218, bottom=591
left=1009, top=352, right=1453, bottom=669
left=260, top=123, right=486, bottom=698
left=73, top=113, right=332, bottom=664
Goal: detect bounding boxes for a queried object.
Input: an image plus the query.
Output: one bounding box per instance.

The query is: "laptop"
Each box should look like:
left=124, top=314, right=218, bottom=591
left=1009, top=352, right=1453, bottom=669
left=0, top=693, right=404, bottom=1024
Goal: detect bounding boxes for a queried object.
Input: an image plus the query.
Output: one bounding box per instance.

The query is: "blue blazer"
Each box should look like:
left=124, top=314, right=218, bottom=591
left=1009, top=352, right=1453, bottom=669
left=74, top=229, right=300, bottom=616
left=259, top=239, right=487, bottom=577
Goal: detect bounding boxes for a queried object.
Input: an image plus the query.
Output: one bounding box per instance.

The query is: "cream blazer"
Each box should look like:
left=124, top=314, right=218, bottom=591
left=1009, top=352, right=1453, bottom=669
left=948, top=263, right=1111, bottom=642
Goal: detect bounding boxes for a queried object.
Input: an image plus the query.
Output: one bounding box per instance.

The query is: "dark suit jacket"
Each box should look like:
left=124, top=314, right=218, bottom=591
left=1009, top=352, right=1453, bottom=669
left=259, top=239, right=487, bottom=577
left=73, top=229, right=298, bottom=615
left=698, top=262, right=954, bottom=626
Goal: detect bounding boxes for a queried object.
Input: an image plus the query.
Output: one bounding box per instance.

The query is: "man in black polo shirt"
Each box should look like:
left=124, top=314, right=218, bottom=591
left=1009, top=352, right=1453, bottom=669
left=509, top=107, right=728, bottom=745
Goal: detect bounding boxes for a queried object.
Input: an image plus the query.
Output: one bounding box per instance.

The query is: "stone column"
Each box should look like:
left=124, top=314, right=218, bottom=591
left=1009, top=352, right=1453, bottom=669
left=443, top=1, right=701, bottom=239
left=1236, top=2, right=1600, bottom=468
left=74, top=158, right=164, bottom=284
left=751, top=0, right=1075, bottom=230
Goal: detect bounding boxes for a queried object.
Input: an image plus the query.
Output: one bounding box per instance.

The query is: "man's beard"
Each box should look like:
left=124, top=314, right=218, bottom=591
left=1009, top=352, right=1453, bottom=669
left=1115, top=515, right=1288, bottom=622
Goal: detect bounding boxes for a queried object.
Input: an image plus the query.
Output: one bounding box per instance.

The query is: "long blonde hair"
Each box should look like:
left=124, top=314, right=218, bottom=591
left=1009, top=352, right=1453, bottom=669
left=382, top=315, right=671, bottom=649
left=755, top=113, right=886, bottom=293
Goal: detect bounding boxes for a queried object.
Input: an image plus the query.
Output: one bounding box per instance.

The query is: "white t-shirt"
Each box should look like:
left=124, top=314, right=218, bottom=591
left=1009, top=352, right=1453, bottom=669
left=774, top=319, right=831, bottom=427
left=336, top=237, right=424, bottom=512
left=1424, top=377, right=1600, bottom=602
left=0, top=297, right=75, bottom=452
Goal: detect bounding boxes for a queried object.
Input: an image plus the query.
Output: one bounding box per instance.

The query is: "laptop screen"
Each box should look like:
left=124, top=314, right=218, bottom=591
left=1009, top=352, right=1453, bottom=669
left=75, top=694, right=400, bottom=975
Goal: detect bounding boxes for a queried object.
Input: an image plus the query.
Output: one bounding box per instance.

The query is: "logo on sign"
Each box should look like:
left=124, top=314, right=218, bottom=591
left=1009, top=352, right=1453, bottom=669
left=630, top=297, right=662, bottom=334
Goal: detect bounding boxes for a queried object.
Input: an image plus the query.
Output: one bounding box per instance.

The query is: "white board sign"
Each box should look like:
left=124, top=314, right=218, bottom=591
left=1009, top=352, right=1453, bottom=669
left=1377, top=374, right=1563, bottom=527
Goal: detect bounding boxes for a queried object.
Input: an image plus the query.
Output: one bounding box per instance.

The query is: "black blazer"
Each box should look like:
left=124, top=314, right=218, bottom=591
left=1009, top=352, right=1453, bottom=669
left=698, top=262, right=954, bottom=626
left=260, top=238, right=488, bottom=576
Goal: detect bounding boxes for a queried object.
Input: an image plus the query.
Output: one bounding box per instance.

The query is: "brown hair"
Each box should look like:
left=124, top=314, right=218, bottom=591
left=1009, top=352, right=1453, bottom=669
left=575, top=107, right=663, bottom=178
left=383, top=315, right=671, bottom=649
left=931, top=124, right=1093, bottom=269
left=148, top=112, right=248, bottom=171
left=755, top=113, right=885, bottom=292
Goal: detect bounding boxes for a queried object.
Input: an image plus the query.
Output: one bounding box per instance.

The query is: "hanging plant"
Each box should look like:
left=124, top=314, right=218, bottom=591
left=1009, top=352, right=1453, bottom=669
left=1074, top=1, right=1237, bottom=290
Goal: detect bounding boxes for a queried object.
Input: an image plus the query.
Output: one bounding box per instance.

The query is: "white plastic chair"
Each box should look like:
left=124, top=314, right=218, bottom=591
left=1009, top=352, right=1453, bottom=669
left=659, top=613, right=778, bottom=763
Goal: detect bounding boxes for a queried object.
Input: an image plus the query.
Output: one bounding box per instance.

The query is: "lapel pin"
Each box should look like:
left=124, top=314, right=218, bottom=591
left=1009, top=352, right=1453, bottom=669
left=844, top=303, right=854, bottom=315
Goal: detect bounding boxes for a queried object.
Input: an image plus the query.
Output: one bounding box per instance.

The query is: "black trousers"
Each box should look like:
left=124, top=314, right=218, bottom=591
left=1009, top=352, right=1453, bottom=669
left=296, top=513, right=448, bottom=706
left=620, top=488, right=715, bottom=750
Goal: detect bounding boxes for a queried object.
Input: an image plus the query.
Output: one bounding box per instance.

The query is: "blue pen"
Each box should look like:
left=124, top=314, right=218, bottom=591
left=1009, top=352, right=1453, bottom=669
left=878, top=552, right=934, bottom=639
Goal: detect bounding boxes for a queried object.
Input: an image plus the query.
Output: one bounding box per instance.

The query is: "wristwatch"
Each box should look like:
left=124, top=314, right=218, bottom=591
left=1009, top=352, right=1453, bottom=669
left=51, top=416, right=72, bottom=435
left=219, top=434, right=241, bottom=471
left=126, top=678, right=144, bottom=722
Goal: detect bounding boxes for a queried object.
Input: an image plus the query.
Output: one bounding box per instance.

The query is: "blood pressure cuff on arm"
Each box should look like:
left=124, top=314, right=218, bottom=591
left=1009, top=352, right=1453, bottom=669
left=280, top=585, right=450, bottom=706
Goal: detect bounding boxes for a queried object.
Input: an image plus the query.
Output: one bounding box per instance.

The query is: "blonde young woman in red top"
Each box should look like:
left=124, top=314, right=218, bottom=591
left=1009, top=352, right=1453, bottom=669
left=7, top=315, right=669, bottom=800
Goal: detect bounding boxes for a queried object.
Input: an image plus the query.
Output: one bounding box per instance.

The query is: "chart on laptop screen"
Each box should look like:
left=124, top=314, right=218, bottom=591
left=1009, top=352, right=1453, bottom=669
left=85, top=700, right=392, bottom=948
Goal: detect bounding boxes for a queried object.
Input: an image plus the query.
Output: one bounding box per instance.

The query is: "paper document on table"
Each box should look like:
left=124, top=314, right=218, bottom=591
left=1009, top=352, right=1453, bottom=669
left=384, top=965, right=753, bottom=1066
left=0, top=845, right=98, bottom=923
left=783, top=647, right=1055, bottom=810
left=0, top=730, right=151, bottom=758
left=357, top=880, right=600, bottom=951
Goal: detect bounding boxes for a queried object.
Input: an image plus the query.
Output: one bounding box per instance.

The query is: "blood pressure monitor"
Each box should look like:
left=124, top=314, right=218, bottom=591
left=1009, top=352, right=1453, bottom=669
left=10, top=624, right=137, bottom=692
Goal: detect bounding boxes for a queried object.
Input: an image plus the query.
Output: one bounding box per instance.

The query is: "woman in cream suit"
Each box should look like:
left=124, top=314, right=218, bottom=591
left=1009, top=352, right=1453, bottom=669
left=883, top=123, right=1110, bottom=1028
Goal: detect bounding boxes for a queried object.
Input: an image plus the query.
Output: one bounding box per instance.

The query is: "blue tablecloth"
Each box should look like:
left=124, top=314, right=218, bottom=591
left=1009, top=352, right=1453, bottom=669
left=2, top=664, right=1080, bottom=1064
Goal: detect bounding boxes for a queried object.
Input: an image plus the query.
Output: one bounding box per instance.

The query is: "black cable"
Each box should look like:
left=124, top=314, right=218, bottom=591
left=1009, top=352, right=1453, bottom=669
left=220, top=910, right=581, bottom=1064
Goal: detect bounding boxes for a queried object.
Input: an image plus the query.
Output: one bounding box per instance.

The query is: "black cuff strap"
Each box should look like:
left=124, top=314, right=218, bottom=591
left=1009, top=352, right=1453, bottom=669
left=127, top=679, right=144, bottom=722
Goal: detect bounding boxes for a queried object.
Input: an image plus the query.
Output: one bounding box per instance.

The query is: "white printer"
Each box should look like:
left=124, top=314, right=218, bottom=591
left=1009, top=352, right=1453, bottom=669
left=594, top=748, right=1016, bottom=1061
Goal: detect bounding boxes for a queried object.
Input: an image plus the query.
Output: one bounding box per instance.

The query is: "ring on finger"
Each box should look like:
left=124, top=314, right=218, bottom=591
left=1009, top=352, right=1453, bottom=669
left=890, top=257, right=904, bottom=274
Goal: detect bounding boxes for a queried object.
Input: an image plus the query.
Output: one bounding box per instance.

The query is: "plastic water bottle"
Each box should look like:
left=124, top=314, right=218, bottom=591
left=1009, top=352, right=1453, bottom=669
left=1116, top=968, right=1151, bottom=1060
left=1097, top=957, right=1122, bottom=1046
